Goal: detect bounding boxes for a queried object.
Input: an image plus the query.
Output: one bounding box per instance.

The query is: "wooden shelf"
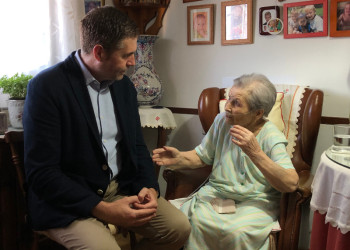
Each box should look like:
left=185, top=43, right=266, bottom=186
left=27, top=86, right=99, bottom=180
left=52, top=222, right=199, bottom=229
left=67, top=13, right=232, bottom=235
left=113, top=0, right=170, bottom=35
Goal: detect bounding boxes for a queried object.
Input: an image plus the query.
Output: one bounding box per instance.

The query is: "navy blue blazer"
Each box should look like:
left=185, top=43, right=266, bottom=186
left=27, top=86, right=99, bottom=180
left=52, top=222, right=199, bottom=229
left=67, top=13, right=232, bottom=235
left=23, top=52, right=159, bottom=230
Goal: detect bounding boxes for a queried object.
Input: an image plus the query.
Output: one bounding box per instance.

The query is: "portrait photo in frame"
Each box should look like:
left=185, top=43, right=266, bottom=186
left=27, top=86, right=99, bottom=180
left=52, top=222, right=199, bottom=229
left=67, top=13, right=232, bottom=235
left=84, top=0, right=104, bottom=14
left=330, top=0, right=350, bottom=37
left=183, top=0, right=202, bottom=3
left=283, top=0, right=328, bottom=39
left=187, top=4, right=214, bottom=45
left=259, top=6, right=281, bottom=35
left=221, top=0, right=252, bottom=45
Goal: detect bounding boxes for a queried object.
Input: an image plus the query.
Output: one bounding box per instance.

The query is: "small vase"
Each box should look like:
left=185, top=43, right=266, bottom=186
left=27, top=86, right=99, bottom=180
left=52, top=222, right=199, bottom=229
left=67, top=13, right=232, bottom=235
left=130, top=35, right=162, bottom=106
left=8, top=99, right=24, bottom=128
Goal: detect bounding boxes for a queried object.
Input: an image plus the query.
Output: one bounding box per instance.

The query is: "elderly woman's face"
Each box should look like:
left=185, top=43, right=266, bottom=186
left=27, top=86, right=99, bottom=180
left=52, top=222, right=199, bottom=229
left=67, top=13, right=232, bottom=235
left=225, top=86, right=256, bottom=127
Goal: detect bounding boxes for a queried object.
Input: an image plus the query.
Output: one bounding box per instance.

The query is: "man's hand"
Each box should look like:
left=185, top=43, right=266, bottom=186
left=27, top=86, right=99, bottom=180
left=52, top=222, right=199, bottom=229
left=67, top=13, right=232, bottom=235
left=132, top=187, right=158, bottom=210
left=92, top=194, right=157, bottom=227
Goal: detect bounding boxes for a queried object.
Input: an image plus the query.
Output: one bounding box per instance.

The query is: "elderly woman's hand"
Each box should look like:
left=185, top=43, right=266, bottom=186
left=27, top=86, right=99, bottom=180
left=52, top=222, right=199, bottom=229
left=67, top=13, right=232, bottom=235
left=230, top=125, right=262, bottom=156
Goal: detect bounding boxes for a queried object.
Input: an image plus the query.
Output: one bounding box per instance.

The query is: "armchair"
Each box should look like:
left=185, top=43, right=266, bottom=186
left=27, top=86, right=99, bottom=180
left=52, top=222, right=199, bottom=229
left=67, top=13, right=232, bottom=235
left=163, top=86, right=323, bottom=250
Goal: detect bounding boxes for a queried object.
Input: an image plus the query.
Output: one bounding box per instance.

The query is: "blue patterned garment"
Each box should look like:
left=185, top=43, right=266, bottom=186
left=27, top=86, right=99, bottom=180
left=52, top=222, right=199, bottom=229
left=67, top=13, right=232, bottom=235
left=181, top=112, right=294, bottom=250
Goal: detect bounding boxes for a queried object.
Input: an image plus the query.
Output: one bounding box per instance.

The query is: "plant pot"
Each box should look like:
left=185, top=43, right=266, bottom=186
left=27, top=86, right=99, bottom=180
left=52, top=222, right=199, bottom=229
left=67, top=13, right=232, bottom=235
left=8, top=99, right=25, bottom=129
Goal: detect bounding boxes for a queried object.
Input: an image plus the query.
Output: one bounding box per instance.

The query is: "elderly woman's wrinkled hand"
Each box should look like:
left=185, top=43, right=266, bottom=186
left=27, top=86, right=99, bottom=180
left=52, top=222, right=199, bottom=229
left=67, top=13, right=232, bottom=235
left=230, top=125, right=262, bottom=156
left=152, top=146, right=180, bottom=166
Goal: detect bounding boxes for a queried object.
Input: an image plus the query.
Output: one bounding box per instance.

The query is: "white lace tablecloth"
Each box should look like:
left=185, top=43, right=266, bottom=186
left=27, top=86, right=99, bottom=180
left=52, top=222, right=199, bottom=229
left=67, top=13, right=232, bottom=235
left=310, top=152, right=350, bottom=234
left=138, top=106, right=176, bottom=129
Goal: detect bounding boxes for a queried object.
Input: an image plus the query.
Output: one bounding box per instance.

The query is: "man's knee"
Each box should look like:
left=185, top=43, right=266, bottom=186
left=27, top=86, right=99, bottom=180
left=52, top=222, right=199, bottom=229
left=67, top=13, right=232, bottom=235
left=44, top=218, right=121, bottom=250
left=163, top=211, right=191, bottom=248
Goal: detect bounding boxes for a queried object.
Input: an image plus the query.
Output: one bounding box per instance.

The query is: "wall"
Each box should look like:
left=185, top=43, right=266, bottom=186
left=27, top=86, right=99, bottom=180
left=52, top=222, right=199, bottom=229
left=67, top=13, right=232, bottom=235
left=150, top=0, right=350, bottom=249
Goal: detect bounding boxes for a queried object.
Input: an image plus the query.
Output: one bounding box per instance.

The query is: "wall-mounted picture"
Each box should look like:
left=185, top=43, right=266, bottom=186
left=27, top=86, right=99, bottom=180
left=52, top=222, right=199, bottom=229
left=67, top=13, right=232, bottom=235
left=187, top=4, right=214, bottom=45
left=183, top=0, right=202, bottom=2
left=259, top=6, right=281, bottom=35
left=283, top=0, right=328, bottom=39
left=221, top=0, right=252, bottom=45
left=84, top=0, right=104, bottom=14
left=330, top=0, right=350, bottom=37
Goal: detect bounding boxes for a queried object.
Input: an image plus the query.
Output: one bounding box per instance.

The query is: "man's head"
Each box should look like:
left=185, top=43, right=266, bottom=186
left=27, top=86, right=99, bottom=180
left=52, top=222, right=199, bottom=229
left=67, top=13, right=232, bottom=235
left=265, top=11, right=272, bottom=22
left=298, top=13, right=307, bottom=26
left=304, top=5, right=316, bottom=21
left=81, top=6, right=138, bottom=54
left=344, top=3, right=350, bottom=16
left=194, top=14, right=206, bottom=33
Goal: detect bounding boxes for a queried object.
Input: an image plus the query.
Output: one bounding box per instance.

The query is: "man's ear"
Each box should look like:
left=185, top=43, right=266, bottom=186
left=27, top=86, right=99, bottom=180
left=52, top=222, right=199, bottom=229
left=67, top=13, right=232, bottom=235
left=92, top=45, right=104, bottom=62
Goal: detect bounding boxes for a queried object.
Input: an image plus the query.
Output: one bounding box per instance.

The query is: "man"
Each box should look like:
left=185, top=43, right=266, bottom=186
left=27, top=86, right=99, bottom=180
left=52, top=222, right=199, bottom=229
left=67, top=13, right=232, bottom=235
left=23, top=6, right=190, bottom=249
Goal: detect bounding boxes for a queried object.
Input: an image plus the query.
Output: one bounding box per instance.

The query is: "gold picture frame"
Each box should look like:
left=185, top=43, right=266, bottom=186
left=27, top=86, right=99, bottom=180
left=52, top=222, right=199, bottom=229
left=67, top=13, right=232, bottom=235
left=221, top=0, right=252, bottom=45
left=187, top=4, right=214, bottom=45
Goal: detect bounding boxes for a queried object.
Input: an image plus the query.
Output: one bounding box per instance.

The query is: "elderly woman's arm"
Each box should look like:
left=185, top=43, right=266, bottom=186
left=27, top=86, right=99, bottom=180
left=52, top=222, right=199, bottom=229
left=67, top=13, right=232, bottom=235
left=152, top=146, right=206, bottom=169
left=231, top=125, right=299, bottom=193
left=247, top=151, right=299, bottom=193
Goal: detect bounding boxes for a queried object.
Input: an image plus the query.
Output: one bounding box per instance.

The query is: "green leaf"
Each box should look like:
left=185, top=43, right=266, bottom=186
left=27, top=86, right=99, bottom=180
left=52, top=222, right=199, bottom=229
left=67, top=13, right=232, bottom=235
left=0, top=73, right=33, bottom=99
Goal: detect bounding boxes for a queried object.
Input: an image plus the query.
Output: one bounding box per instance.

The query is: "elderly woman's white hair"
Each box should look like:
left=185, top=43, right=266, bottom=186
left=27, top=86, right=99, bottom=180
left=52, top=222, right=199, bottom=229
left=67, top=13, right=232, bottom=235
left=233, top=73, right=276, bottom=117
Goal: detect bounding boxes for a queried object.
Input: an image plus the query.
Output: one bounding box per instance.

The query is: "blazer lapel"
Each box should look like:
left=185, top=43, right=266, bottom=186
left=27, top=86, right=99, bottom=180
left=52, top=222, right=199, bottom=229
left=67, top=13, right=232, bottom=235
left=62, top=54, right=103, bottom=151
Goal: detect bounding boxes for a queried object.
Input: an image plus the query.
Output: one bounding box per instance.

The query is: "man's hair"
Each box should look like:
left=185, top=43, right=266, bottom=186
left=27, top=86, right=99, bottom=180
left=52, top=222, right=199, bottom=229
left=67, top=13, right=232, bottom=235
left=233, top=73, right=276, bottom=117
left=81, top=6, right=138, bottom=53
left=265, top=11, right=271, bottom=17
left=304, top=5, right=316, bottom=13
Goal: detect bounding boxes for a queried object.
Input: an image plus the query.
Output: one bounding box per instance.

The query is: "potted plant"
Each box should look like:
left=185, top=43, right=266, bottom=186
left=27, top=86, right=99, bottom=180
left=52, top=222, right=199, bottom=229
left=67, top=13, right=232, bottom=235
left=0, top=73, right=33, bottom=128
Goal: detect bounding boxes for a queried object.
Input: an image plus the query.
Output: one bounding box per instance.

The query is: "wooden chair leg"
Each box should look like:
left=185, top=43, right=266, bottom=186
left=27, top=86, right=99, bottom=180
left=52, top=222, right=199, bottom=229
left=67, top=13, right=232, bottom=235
left=129, top=231, right=137, bottom=249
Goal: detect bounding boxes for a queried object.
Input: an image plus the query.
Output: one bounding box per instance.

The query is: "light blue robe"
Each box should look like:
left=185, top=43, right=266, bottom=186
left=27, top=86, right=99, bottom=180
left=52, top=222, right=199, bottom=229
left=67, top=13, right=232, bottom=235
left=181, top=113, right=294, bottom=250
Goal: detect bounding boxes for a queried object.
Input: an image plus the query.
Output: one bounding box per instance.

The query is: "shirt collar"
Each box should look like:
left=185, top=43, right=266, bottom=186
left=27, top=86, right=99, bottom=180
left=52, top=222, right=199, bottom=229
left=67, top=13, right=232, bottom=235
left=74, top=50, right=113, bottom=92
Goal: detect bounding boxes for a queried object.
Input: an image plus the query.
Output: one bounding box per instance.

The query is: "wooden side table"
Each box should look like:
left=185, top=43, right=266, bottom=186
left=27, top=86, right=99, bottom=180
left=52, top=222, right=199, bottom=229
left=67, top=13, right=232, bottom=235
left=138, top=106, right=176, bottom=178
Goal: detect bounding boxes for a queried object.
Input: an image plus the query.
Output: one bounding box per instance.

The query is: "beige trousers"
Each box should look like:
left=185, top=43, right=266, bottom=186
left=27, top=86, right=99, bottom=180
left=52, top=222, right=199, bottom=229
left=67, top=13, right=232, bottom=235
left=41, top=180, right=191, bottom=250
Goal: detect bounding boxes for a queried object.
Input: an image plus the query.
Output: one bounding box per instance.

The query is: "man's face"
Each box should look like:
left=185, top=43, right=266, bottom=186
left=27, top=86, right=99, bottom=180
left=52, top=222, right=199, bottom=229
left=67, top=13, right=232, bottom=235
left=299, top=17, right=307, bottom=26
left=305, top=9, right=316, bottom=20
left=265, top=14, right=271, bottom=22
left=195, top=17, right=206, bottom=32
left=345, top=4, right=350, bottom=15
left=100, top=37, right=137, bottom=81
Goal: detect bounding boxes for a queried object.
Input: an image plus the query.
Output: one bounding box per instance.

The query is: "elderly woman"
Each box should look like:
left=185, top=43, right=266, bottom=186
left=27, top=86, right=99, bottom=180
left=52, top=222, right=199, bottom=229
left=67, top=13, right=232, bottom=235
left=152, top=73, right=299, bottom=250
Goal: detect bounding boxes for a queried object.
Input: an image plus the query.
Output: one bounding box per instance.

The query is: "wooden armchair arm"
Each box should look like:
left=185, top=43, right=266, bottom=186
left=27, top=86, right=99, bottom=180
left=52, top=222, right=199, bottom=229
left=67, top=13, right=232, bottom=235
left=163, top=165, right=212, bottom=200
left=297, top=170, right=313, bottom=199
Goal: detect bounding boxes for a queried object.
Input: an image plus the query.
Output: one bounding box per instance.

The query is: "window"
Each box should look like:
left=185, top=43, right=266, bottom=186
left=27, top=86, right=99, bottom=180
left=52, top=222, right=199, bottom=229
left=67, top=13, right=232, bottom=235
left=0, top=0, right=50, bottom=76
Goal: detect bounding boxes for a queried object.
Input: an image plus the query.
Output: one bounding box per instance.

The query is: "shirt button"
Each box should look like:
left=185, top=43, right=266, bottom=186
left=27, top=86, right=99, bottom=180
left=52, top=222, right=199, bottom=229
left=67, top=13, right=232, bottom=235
left=97, top=189, right=104, bottom=195
left=102, top=164, right=108, bottom=171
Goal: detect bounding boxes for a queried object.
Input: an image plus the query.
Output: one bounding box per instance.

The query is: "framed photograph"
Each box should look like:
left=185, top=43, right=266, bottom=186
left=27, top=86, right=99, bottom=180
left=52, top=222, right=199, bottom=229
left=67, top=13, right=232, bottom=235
left=330, top=0, right=350, bottom=37
left=259, top=6, right=281, bottom=35
left=221, top=0, right=252, bottom=45
left=84, top=0, right=104, bottom=14
left=187, top=4, right=214, bottom=45
left=283, top=0, right=328, bottom=39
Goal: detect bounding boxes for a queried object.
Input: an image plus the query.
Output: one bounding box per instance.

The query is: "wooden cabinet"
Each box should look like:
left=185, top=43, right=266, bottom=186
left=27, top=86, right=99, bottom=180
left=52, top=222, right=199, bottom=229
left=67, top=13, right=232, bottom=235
left=0, top=137, right=19, bottom=250
left=113, top=0, right=170, bottom=35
